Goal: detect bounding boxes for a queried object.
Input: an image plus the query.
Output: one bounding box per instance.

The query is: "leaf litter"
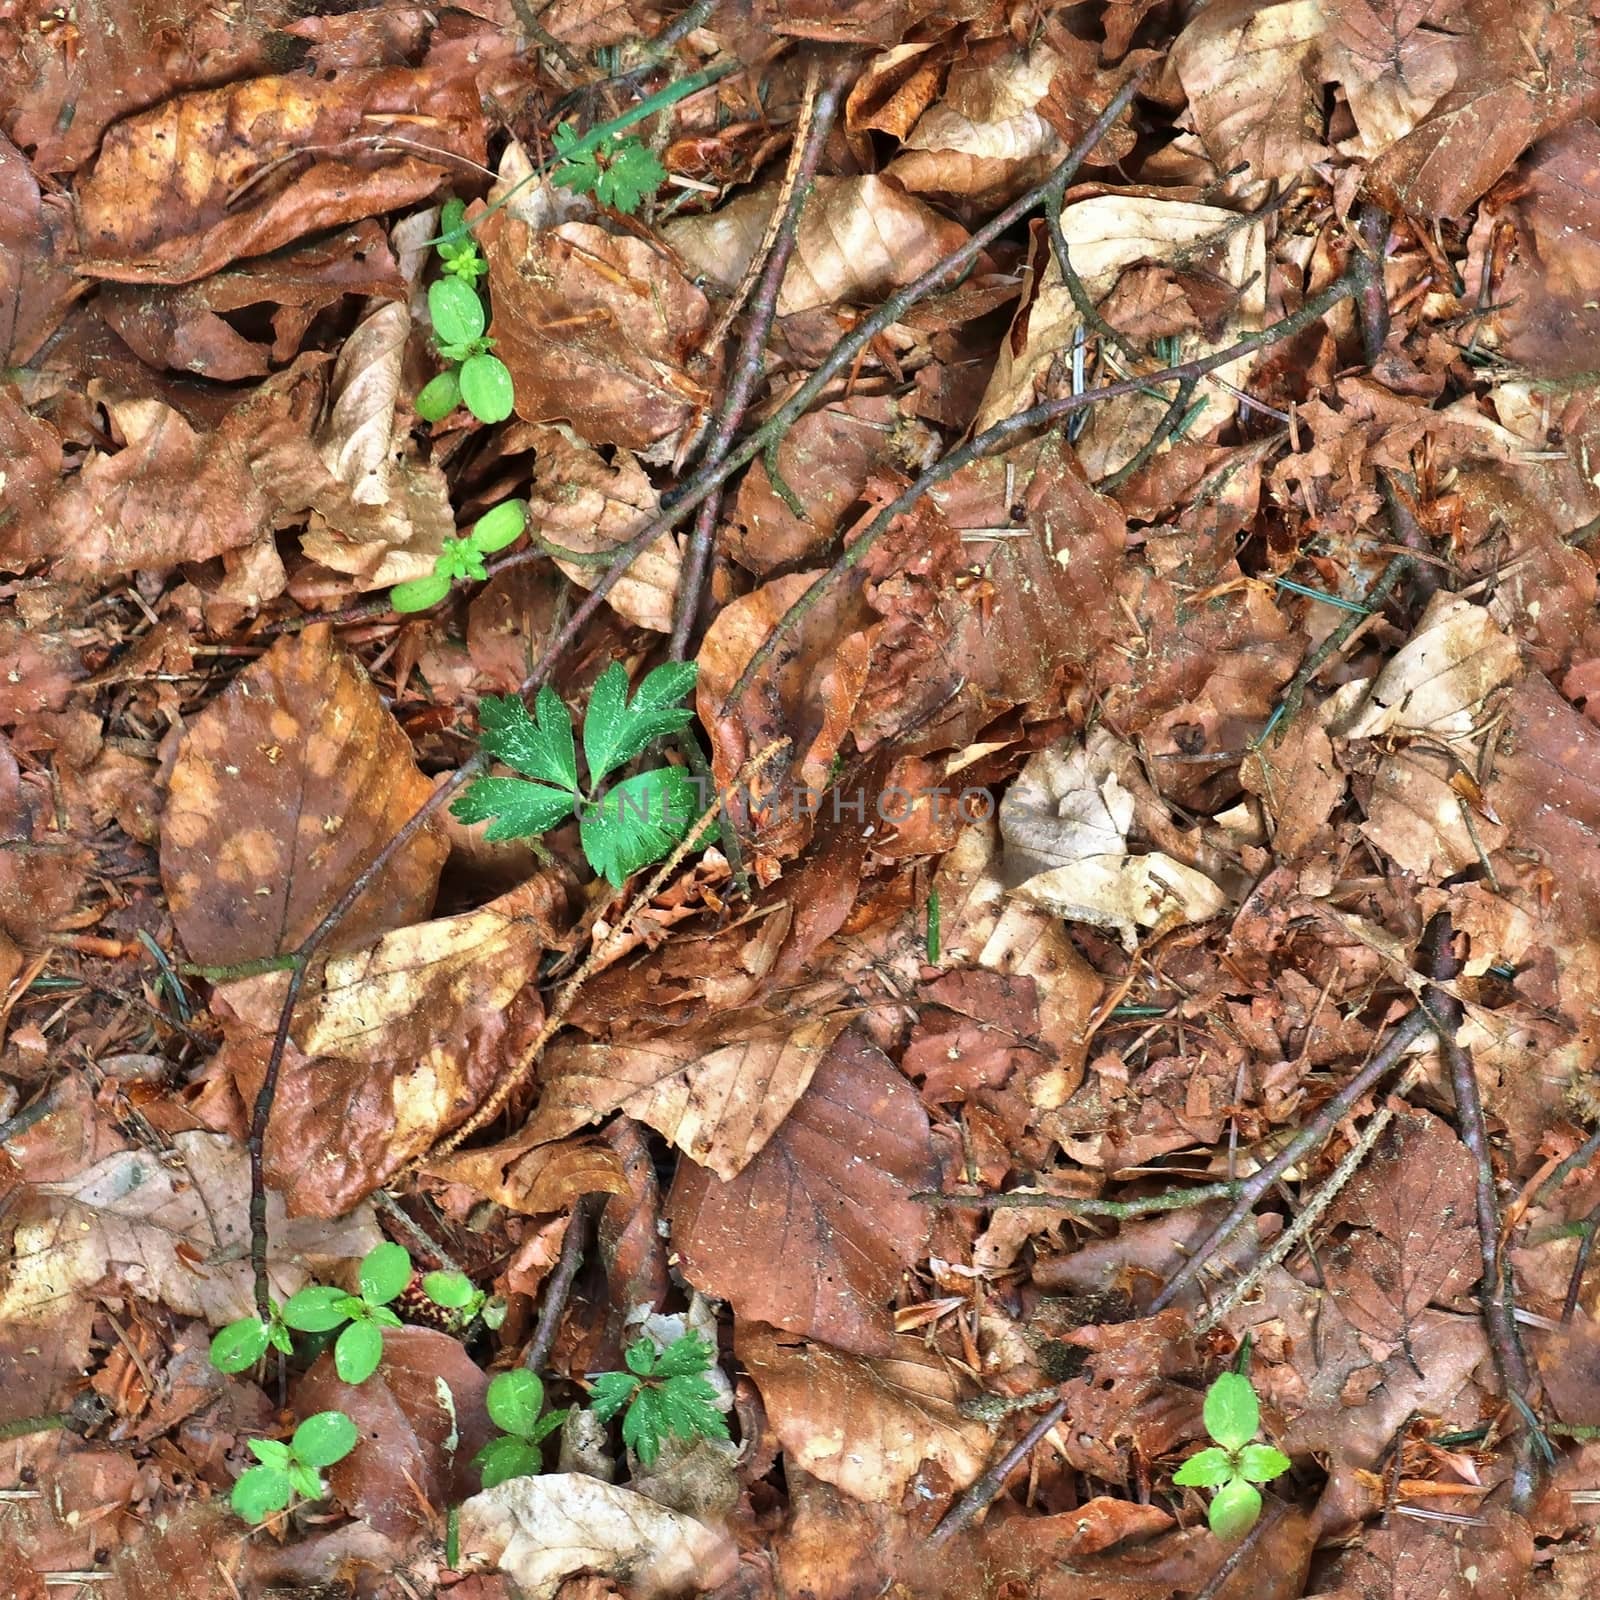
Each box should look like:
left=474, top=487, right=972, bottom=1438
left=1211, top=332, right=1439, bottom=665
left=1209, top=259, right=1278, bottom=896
left=2, top=3, right=1600, bottom=1597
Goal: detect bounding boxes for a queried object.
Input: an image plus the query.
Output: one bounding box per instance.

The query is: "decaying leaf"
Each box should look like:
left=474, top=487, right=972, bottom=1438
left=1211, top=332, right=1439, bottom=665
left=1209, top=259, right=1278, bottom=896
left=215, top=876, right=566, bottom=1215
left=0, top=1131, right=381, bottom=1330
left=160, top=623, right=448, bottom=966
left=668, top=1032, right=938, bottom=1355
left=457, top=1472, right=736, bottom=1600
left=738, top=1324, right=996, bottom=1501
left=531, top=1011, right=849, bottom=1180
left=1000, top=729, right=1229, bottom=950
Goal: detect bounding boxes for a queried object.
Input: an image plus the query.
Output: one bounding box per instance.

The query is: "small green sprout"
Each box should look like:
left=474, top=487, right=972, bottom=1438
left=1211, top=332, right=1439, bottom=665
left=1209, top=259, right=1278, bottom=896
left=551, top=122, right=667, bottom=214
left=587, top=1330, right=729, bottom=1467
left=417, top=218, right=514, bottom=426
left=1173, top=1371, right=1290, bottom=1539
left=231, top=1410, right=358, bottom=1523
left=280, top=1241, right=412, bottom=1385
left=474, top=1369, right=570, bottom=1488
left=452, top=660, right=703, bottom=888
left=389, top=498, right=528, bottom=614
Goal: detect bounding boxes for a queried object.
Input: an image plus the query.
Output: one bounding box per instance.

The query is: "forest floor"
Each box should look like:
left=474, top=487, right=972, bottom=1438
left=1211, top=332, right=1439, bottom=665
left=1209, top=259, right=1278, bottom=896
left=3, top=2, right=1600, bottom=1597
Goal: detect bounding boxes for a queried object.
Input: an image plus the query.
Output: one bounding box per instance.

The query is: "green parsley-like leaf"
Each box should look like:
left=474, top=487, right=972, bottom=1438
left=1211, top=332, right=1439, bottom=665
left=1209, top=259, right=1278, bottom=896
left=580, top=766, right=698, bottom=887
left=210, top=1316, right=271, bottom=1373
left=360, top=1242, right=413, bottom=1305
left=652, top=1330, right=716, bottom=1379
left=587, top=1370, right=641, bottom=1424
left=624, top=1336, right=660, bottom=1378
left=286, top=1461, right=325, bottom=1501
left=594, top=138, right=667, bottom=214
left=621, top=1382, right=669, bottom=1465
left=550, top=122, right=601, bottom=197
left=248, top=1437, right=292, bottom=1470
left=415, top=368, right=462, bottom=422
left=429, top=277, right=486, bottom=349
left=452, top=776, right=577, bottom=843
left=655, top=1372, right=730, bottom=1449
left=232, top=1463, right=292, bottom=1523
left=1172, top=1446, right=1236, bottom=1488
left=1235, top=1443, right=1291, bottom=1484
left=1203, top=1372, right=1260, bottom=1454
left=474, top=1434, right=544, bottom=1489
left=1207, top=1476, right=1262, bottom=1540
left=486, top=1370, right=546, bottom=1439
left=442, top=249, right=488, bottom=286
left=335, top=1319, right=385, bottom=1385
left=282, top=1284, right=353, bottom=1333
left=292, top=1410, right=359, bottom=1468
left=478, top=690, right=579, bottom=792
left=582, top=660, right=699, bottom=785
left=422, top=1270, right=477, bottom=1310
left=459, top=353, right=515, bottom=424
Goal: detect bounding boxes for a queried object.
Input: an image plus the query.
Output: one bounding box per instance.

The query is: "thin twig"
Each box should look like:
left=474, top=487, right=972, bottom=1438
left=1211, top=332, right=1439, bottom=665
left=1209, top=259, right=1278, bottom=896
left=1096, top=375, right=1198, bottom=494
left=928, top=1398, right=1068, bottom=1545
left=1561, top=1202, right=1600, bottom=1324
left=1192, top=1501, right=1282, bottom=1600
left=1425, top=912, right=1538, bottom=1513
left=525, top=1193, right=604, bottom=1372
left=916, top=1180, right=1238, bottom=1217
left=1353, top=203, right=1391, bottom=366
left=1149, top=1006, right=1430, bottom=1313
left=1537, top=1122, right=1600, bottom=1202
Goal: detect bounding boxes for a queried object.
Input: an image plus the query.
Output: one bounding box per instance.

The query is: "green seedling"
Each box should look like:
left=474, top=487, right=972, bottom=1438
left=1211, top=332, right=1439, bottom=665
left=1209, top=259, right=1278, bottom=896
left=390, top=498, right=528, bottom=613
left=587, top=1330, right=729, bottom=1467
left=417, top=239, right=515, bottom=426
left=474, top=1369, right=570, bottom=1488
left=279, top=1241, right=413, bottom=1385
left=551, top=122, right=666, bottom=213
left=452, top=660, right=704, bottom=888
left=231, top=1410, right=358, bottom=1523
left=1172, top=1371, right=1290, bottom=1539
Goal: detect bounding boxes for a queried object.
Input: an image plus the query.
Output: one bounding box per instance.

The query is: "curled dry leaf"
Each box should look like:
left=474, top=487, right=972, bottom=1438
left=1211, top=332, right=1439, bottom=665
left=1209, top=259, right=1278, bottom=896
left=887, top=40, right=1072, bottom=206
left=1000, top=729, right=1229, bottom=951
left=1241, top=709, right=1346, bottom=861
left=75, top=67, right=487, bottom=285
left=37, top=360, right=325, bottom=580
left=0, top=1130, right=381, bottom=1330
left=160, top=623, right=447, bottom=966
left=977, top=195, right=1267, bottom=479
left=214, top=876, right=566, bottom=1215
left=295, top=1327, right=496, bottom=1539
left=424, top=1129, right=626, bottom=1216
left=1322, top=0, right=1466, bottom=156
left=457, top=1472, right=736, bottom=1600
left=737, top=1324, right=996, bottom=1501
left=487, top=217, right=716, bottom=455
left=664, top=175, right=970, bottom=316
left=525, top=423, right=683, bottom=632
left=530, top=1011, right=850, bottom=1181
left=667, top=1032, right=938, bottom=1356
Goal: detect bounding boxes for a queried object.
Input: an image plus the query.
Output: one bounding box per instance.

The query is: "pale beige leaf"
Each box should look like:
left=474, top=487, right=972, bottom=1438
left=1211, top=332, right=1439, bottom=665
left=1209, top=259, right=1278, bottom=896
left=977, top=195, right=1267, bottom=478
left=999, top=730, right=1229, bottom=950
left=1170, top=0, right=1329, bottom=187
left=1336, top=593, right=1521, bottom=739
left=530, top=1012, right=849, bottom=1180
left=1360, top=746, right=1506, bottom=879
left=738, top=1324, right=997, bottom=1501
left=524, top=423, right=681, bottom=632
left=457, top=1474, right=735, bottom=1600
left=664, top=176, right=969, bottom=316
left=317, top=299, right=406, bottom=506
left=0, top=1131, right=381, bottom=1329
left=1241, top=709, right=1347, bottom=858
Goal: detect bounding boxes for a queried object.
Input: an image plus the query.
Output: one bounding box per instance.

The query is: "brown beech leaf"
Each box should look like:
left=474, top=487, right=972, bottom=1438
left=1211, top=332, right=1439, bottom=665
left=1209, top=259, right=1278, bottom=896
left=214, top=876, right=566, bottom=1216
left=1322, top=1109, right=1479, bottom=1348
left=1169, top=0, right=1329, bottom=188
left=667, top=1031, right=938, bottom=1356
left=0, top=1130, right=381, bottom=1329
left=845, top=42, right=944, bottom=140
left=530, top=1011, right=849, bottom=1180
left=36, top=360, right=325, bottom=580
left=487, top=217, right=716, bottom=455
left=1322, top=0, right=1465, bottom=155
left=74, top=67, right=486, bottom=284
left=160, top=623, right=447, bottom=966
left=1242, top=708, right=1346, bottom=860
left=295, top=1327, right=496, bottom=1539
left=737, top=1323, right=996, bottom=1500
left=458, top=1473, right=736, bottom=1600
left=0, top=133, right=83, bottom=365
left=423, top=1131, right=627, bottom=1216
left=0, top=738, right=91, bottom=951
left=524, top=424, right=682, bottom=631
left=664, top=175, right=970, bottom=316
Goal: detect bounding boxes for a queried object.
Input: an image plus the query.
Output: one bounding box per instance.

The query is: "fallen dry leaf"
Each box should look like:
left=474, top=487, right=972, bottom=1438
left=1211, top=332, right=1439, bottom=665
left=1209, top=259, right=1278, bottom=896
left=531, top=1010, right=848, bottom=1180
left=457, top=1472, right=736, bottom=1600
left=160, top=623, right=447, bottom=966
left=738, top=1323, right=996, bottom=1500
left=668, top=1031, right=938, bottom=1355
